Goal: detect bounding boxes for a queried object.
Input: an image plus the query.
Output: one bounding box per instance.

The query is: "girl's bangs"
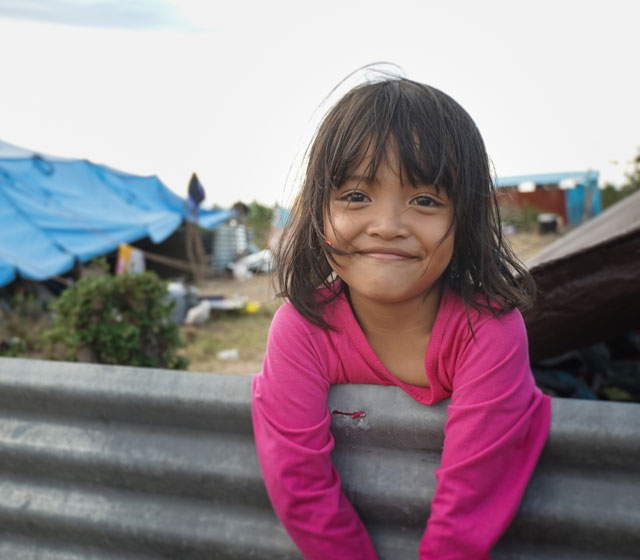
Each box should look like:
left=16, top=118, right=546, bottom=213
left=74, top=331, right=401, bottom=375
left=391, top=124, right=452, bottom=193
left=328, top=85, right=454, bottom=194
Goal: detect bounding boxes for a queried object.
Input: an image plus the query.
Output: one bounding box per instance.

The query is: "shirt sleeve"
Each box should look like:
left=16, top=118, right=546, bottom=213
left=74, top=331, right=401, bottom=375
left=420, top=308, right=551, bottom=560
left=251, top=304, right=378, bottom=560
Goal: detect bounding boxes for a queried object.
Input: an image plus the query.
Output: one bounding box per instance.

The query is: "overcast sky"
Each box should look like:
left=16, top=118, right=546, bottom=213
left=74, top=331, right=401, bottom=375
left=0, top=0, right=638, bottom=208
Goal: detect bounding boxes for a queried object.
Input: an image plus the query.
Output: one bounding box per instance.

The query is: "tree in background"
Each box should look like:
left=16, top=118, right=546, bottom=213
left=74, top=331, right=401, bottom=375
left=623, top=149, right=640, bottom=192
left=246, top=201, right=274, bottom=249
left=602, top=148, right=640, bottom=209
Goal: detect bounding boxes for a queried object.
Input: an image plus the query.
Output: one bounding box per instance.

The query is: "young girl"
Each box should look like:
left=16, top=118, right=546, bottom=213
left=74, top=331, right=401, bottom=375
left=252, top=75, right=550, bottom=559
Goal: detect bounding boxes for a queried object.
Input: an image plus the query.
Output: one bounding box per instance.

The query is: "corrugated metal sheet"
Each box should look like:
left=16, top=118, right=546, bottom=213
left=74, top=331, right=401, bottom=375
left=496, top=171, right=598, bottom=188
left=497, top=188, right=568, bottom=223
left=527, top=189, right=640, bottom=268
left=496, top=170, right=601, bottom=226
left=0, top=357, right=638, bottom=559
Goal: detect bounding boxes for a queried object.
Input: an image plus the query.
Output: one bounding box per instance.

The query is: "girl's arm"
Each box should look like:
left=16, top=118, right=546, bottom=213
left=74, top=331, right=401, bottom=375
left=252, top=304, right=378, bottom=560
left=420, top=309, right=551, bottom=559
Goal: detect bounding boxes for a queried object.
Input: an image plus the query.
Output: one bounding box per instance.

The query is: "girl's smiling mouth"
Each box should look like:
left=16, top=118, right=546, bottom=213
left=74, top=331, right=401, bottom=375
left=357, top=247, right=417, bottom=260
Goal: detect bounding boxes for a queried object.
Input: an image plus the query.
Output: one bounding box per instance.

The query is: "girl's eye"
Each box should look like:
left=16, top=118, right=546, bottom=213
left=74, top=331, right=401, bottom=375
left=411, top=194, right=439, bottom=207
left=340, top=190, right=369, bottom=203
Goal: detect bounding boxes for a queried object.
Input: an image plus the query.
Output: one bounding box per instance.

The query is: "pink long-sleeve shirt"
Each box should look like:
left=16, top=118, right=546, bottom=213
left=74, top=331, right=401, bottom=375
left=252, top=288, right=550, bottom=559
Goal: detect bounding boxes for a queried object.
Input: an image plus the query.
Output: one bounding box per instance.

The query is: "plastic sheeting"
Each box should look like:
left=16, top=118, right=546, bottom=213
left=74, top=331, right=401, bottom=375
left=0, top=140, right=232, bottom=287
left=525, top=189, right=640, bottom=361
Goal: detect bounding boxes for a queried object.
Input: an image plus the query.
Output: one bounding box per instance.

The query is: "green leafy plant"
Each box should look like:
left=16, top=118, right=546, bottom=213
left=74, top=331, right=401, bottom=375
left=499, top=202, right=541, bottom=232
left=245, top=201, right=274, bottom=249
left=601, top=184, right=626, bottom=210
left=0, top=290, right=51, bottom=358
left=602, top=149, right=640, bottom=209
left=44, top=272, right=188, bottom=369
left=0, top=336, right=28, bottom=358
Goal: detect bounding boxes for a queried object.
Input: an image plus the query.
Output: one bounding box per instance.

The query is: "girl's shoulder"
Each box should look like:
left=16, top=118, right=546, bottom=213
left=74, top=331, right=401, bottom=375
left=274, top=283, right=349, bottom=326
left=440, top=289, right=527, bottom=342
left=269, top=300, right=313, bottom=336
left=269, top=291, right=347, bottom=338
left=436, top=291, right=534, bottom=399
left=264, top=296, right=348, bottom=382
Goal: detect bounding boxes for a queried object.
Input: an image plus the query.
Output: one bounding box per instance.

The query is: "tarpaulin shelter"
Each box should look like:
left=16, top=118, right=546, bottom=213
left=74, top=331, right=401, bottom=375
left=0, top=140, right=232, bottom=288
left=524, top=189, right=640, bottom=361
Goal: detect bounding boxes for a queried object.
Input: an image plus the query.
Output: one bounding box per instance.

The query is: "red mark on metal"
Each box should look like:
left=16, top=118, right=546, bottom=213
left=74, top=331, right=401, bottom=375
left=331, top=410, right=365, bottom=419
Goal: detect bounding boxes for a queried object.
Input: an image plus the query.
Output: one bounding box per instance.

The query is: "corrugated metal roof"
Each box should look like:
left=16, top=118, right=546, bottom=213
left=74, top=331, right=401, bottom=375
left=527, top=188, right=640, bottom=269
left=497, top=170, right=599, bottom=188
left=0, top=358, right=638, bottom=558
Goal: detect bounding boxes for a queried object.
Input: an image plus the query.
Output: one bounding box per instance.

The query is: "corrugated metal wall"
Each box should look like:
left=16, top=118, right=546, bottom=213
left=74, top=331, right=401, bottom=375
left=0, top=358, right=638, bottom=559
left=497, top=188, right=568, bottom=224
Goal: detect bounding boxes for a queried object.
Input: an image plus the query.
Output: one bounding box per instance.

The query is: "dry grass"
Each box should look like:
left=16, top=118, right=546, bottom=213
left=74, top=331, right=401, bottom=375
left=506, top=232, right=560, bottom=263
left=180, top=273, right=282, bottom=374
left=180, top=301, right=279, bottom=375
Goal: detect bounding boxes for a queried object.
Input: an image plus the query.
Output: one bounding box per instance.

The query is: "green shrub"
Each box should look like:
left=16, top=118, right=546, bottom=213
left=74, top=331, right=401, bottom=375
left=0, top=336, right=28, bottom=358
left=44, top=272, right=188, bottom=369
left=0, top=290, right=51, bottom=358
left=499, top=203, right=541, bottom=232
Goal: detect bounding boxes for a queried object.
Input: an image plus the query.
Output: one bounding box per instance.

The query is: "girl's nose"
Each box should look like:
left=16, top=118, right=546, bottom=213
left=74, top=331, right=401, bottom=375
left=365, top=205, right=410, bottom=239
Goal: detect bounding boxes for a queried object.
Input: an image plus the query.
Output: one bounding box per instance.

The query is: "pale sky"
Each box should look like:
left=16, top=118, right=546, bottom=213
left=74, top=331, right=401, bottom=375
left=1, top=0, right=638, bottom=208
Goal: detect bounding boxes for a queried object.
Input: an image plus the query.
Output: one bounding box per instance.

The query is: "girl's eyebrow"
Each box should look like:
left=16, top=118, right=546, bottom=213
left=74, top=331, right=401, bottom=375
left=345, top=174, right=440, bottom=193
left=343, top=174, right=368, bottom=183
left=419, top=183, right=441, bottom=193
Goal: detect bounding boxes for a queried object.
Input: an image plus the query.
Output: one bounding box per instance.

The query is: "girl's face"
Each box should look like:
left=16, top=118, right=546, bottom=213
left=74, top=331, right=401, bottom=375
left=324, top=150, right=455, bottom=307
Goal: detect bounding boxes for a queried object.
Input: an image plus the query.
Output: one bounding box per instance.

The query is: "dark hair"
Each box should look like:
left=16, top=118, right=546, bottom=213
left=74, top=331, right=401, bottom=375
left=276, top=76, right=535, bottom=329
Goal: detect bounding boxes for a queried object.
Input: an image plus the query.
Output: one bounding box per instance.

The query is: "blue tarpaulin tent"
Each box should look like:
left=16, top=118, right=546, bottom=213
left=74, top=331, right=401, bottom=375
left=0, top=140, right=231, bottom=287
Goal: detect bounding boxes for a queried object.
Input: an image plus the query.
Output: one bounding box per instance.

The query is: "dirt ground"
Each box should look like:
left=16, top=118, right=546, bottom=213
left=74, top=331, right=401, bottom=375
left=506, top=231, right=560, bottom=262
left=198, top=274, right=280, bottom=307
left=181, top=275, right=281, bottom=375
left=185, top=231, right=558, bottom=375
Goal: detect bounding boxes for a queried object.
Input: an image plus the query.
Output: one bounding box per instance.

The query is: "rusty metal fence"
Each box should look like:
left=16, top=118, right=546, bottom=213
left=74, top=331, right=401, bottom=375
left=0, top=357, right=638, bottom=559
